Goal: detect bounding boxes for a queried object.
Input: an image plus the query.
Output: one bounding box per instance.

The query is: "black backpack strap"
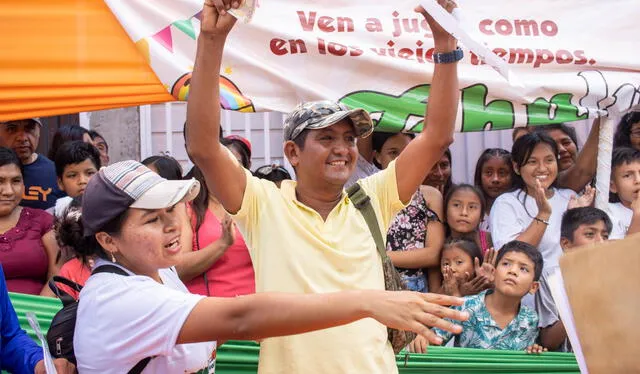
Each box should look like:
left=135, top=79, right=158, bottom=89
left=48, top=276, right=83, bottom=305
left=91, top=264, right=155, bottom=372
left=128, top=356, right=153, bottom=374
left=346, top=183, right=387, bottom=259
left=91, top=264, right=130, bottom=276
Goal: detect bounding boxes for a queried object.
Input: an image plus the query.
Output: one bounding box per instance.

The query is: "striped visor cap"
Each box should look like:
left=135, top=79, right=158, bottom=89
left=81, top=160, right=200, bottom=236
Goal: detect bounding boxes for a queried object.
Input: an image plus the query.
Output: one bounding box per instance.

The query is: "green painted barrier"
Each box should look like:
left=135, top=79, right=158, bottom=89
left=9, top=292, right=580, bottom=373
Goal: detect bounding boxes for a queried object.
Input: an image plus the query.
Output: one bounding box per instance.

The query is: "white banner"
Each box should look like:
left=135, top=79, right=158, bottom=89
left=105, top=0, right=640, bottom=132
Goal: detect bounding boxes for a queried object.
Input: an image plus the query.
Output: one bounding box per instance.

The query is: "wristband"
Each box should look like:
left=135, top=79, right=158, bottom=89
left=433, top=47, right=464, bottom=64
left=534, top=216, right=549, bottom=225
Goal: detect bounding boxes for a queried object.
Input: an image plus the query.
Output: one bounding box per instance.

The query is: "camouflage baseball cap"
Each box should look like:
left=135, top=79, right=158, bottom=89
left=283, top=101, right=374, bottom=141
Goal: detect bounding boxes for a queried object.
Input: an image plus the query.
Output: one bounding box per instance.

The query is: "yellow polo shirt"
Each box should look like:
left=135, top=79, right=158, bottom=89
left=232, top=161, right=405, bottom=374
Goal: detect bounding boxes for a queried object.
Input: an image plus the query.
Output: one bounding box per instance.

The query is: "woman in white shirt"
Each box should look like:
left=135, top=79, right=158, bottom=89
left=70, top=161, right=466, bottom=374
left=490, top=133, right=582, bottom=270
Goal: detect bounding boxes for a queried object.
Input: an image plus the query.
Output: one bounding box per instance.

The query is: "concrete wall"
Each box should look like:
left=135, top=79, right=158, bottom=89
left=87, top=107, right=140, bottom=163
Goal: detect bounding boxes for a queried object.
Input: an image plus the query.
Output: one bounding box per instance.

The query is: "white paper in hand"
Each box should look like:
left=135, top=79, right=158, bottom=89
left=26, top=312, right=58, bottom=374
left=418, top=0, right=524, bottom=88
left=228, top=0, right=257, bottom=23
left=547, top=269, right=589, bottom=374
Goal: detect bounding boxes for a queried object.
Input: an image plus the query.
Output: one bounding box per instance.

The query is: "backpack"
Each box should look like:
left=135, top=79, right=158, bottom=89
left=47, top=264, right=152, bottom=374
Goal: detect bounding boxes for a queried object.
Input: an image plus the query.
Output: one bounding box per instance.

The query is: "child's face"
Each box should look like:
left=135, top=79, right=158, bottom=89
left=57, top=159, right=98, bottom=198
left=561, top=221, right=609, bottom=252
left=480, top=156, right=512, bottom=199
left=610, top=161, right=640, bottom=206
left=494, top=251, right=538, bottom=298
left=446, top=189, right=482, bottom=235
left=441, top=246, right=475, bottom=281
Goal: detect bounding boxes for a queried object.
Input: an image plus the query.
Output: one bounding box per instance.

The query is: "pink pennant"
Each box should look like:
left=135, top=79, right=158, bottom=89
left=152, top=26, right=173, bottom=53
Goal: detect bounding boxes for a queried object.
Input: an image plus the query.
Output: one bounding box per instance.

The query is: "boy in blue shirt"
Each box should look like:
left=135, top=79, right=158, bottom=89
left=434, top=241, right=544, bottom=352
left=536, top=207, right=612, bottom=352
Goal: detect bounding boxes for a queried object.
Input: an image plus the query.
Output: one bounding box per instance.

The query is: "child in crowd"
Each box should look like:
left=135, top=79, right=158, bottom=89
left=439, top=238, right=496, bottom=297
left=55, top=196, right=90, bottom=298
left=142, top=155, right=183, bottom=180
left=434, top=241, right=544, bottom=352
left=253, top=164, right=292, bottom=187
left=445, top=184, right=493, bottom=254
left=474, top=148, right=514, bottom=231
left=608, top=147, right=640, bottom=239
left=536, top=207, right=611, bottom=352
left=50, top=141, right=101, bottom=217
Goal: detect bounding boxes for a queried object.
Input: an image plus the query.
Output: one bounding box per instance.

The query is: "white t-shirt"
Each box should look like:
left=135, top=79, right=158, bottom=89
left=490, top=188, right=575, bottom=269
left=74, top=261, right=216, bottom=374
left=608, top=202, right=633, bottom=240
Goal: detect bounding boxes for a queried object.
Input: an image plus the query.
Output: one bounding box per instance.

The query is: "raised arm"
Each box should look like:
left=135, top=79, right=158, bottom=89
left=395, top=2, right=459, bottom=203
left=178, top=290, right=468, bottom=346
left=557, top=118, right=600, bottom=192
left=186, top=1, right=246, bottom=213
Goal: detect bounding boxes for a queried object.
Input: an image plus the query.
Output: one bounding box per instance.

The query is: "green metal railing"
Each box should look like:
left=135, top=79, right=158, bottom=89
left=9, top=292, right=580, bottom=373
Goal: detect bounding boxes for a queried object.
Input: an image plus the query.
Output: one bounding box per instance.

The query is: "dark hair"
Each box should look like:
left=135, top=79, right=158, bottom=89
left=511, top=132, right=559, bottom=192
left=561, top=207, right=613, bottom=242
left=496, top=241, right=543, bottom=281
left=254, top=164, right=292, bottom=184
left=444, top=183, right=487, bottom=223
left=609, top=147, right=640, bottom=203
left=87, top=130, right=108, bottom=151
left=533, top=123, right=579, bottom=150
left=188, top=165, right=210, bottom=234
left=55, top=195, right=84, bottom=264
left=57, top=207, right=129, bottom=264
left=614, top=111, right=640, bottom=149
left=48, top=125, right=90, bottom=160
left=221, top=138, right=251, bottom=169
left=441, top=148, right=453, bottom=198
left=141, top=155, right=183, bottom=180
left=442, top=238, right=483, bottom=264
left=0, top=147, right=23, bottom=175
left=512, top=127, right=530, bottom=142
left=473, top=148, right=514, bottom=199
left=291, top=129, right=311, bottom=151
left=371, top=132, right=415, bottom=168
left=611, top=146, right=640, bottom=170
left=54, top=141, right=101, bottom=178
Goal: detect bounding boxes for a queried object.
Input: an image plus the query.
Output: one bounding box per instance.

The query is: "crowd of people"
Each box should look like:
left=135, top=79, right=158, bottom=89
left=0, top=0, right=639, bottom=373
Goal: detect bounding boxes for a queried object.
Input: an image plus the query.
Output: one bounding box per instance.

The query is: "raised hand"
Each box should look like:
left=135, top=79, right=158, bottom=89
left=533, top=178, right=552, bottom=217
left=200, top=0, right=241, bottom=37
left=474, top=249, right=497, bottom=284
left=441, top=265, right=461, bottom=297
left=219, top=214, right=236, bottom=247
left=459, top=272, right=491, bottom=297
left=414, top=0, right=458, bottom=45
left=369, top=291, right=468, bottom=346
left=568, top=185, right=595, bottom=209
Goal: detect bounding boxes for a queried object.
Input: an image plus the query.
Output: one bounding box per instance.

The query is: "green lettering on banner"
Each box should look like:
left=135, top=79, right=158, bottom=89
left=526, top=93, right=587, bottom=125
left=340, top=85, right=430, bottom=132
left=461, top=84, right=514, bottom=132
left=340, top=84, right=585, bottom=133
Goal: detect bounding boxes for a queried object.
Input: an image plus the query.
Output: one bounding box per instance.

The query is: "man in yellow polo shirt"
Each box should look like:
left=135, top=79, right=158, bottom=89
left=187, top=0, right=462, bottom=372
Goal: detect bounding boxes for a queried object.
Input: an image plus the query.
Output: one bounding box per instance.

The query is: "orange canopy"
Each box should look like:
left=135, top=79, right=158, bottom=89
left=0, top=0, right=173, bottom=121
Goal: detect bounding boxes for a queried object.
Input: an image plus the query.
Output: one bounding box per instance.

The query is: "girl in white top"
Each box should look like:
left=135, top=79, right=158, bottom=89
left=70, top=159, right=467, bottom=374
left=490, top=133, right=593, bottom=270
